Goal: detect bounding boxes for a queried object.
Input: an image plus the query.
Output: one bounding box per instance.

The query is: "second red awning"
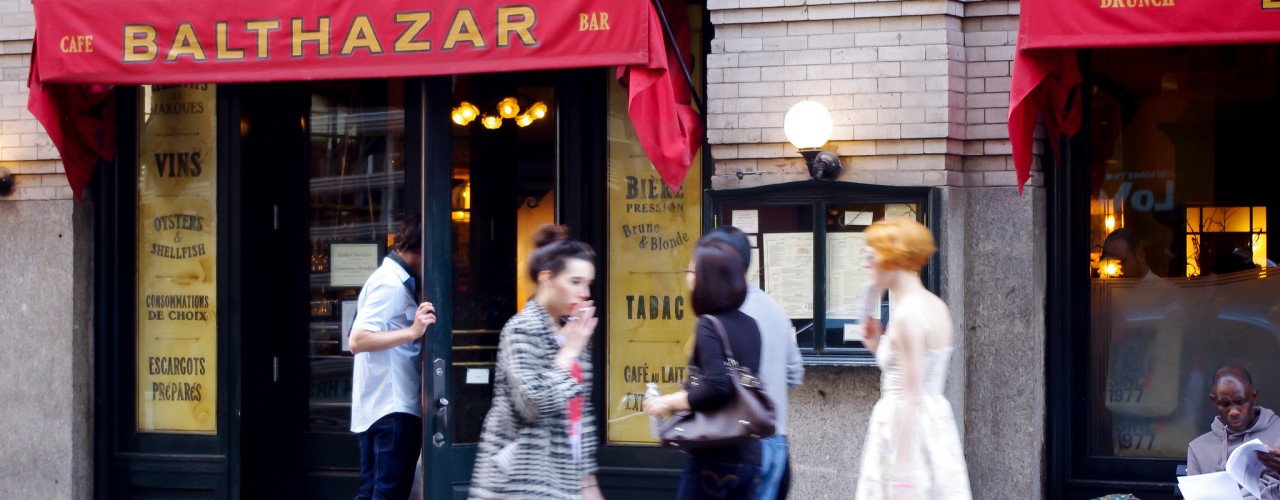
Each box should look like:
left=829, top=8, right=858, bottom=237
left=1010, top=0, right=1280, bottom=191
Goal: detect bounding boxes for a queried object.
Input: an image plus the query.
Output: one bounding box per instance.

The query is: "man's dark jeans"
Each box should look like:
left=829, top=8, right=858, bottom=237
left=356, top=412, right=422, bottom=500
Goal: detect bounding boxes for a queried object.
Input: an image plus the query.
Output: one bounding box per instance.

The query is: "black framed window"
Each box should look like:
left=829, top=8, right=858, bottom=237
left=304, top=79, right=407, bottom=433
left=706, top=182, right=936, bottom=366
left=1053, top=45, right=1280, bottom=496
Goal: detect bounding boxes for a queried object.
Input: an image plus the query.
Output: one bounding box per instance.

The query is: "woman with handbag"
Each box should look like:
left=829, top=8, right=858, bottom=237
left=855, top=218, right=971, bottom=499
left=643, top=239, right=767, bottom=499
left=469, top=225, right=605, bottom=500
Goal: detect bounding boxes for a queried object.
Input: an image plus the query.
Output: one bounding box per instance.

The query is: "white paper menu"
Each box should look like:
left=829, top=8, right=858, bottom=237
left=826, top=233, right=871, bottom=320
left=762, top=233, right=814, bottom=319
left=731, top=210, right=759, bottom=234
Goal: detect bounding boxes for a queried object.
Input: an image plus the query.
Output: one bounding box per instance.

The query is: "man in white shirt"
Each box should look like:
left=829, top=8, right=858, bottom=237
left=349, top=215, right=436, bottom=500
left=1102, top=228, right=1159, bottom=279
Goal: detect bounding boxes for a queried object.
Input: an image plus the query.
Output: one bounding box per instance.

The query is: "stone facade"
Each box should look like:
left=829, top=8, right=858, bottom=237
left=0, top=200, right=94, bottom=499
left=705, top=0, right=1046, bottom=496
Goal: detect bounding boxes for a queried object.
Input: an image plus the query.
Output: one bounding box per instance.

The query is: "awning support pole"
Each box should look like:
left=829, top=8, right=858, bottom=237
left=650, top=0, right=706, bottom=113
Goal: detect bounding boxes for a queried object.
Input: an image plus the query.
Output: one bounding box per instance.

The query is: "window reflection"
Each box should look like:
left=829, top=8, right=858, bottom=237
left=1087, top=46, right=1280, bottom=458
left=447, top=73, right=558, bottom=444
left=305, top=80, right=406, bottom=433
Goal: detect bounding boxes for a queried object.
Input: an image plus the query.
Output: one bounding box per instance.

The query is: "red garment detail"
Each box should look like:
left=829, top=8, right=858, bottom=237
left=568, top=361, right=583, bottom=436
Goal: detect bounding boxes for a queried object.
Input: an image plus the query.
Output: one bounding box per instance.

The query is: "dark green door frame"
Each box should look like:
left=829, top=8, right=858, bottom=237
left=92, top=85, right=238, bottom=499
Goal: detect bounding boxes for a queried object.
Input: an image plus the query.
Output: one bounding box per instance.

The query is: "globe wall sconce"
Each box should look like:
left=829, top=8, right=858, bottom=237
left=784, top=101, right=842, bottom=180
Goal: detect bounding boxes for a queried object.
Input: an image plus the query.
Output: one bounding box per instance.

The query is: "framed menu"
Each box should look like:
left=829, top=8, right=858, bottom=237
left=763, top=233, right=814, bottom=319
left=708, top=181, right=935, bottom=365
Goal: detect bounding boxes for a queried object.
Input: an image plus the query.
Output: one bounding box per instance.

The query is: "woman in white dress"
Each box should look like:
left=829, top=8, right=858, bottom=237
left=856, top=218, right=972, bottom=499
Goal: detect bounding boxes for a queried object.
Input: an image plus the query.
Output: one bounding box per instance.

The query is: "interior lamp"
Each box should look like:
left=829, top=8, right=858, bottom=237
left=783, top=101, right=842, bottom=180
left=498, top=97, right=520, bottom=119
left=456, top=100, right=547, bottom=129
left=453, top=102, right=479, bottom=126
left=529, top=102, right=548, bottom=119
left=1100, top=259, right=1122, bottom=279
left=451, top=182, right=471, bottom=222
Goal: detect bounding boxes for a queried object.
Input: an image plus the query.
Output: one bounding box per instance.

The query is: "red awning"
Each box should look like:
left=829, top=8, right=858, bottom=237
left=1009, top=0, right=1280, bottom=192
left=28, top=0, right=701, bottom=198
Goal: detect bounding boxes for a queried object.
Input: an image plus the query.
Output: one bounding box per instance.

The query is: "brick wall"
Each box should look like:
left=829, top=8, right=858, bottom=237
left=0, top=2, right=66, bottom=201
left=960, top=0, right=1039, bottom=187
left=707, top=0, right=1035, bottom=190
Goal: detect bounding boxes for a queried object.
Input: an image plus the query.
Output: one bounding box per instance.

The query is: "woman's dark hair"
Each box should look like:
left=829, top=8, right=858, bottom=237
left=393, top=214, right=422, bottom=254
left=700, top=227, right=752, bottom=270
left=690, top=240, right=748, bottom=316
left=527, top=224, right=595, bottom=282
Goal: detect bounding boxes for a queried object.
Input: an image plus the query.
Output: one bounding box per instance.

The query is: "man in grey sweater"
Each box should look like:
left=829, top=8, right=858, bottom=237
left=702, top=227, right=804, bottom=499
left=1187, top=365, right=1280, bottom=499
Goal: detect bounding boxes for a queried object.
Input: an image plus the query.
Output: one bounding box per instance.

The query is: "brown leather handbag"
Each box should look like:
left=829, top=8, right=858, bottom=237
left=659, top=315, right=777, bottom=451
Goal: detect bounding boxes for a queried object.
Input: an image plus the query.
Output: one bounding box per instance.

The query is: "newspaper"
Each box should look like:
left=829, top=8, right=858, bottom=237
left=1178, top=439, right=1275, bottom=500
left=1177, top=472, right=1242, bottom=500
left=1227, top=438, right=1271, bottom=498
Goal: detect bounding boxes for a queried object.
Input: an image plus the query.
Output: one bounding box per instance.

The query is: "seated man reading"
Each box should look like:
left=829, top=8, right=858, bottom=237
left=1187, top=365, right=1280, bottom=499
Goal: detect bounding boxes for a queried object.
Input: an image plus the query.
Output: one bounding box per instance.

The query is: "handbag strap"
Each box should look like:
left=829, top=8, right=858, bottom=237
left=701, top=315, right=740, bottom=368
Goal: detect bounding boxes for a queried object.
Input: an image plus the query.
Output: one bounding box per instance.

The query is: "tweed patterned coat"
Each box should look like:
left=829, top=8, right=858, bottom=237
left=469, top=299, right=597, bottom=499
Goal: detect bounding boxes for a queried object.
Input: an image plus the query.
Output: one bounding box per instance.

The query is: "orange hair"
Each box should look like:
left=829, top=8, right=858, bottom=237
left=865, top=217, right=935, bottom=272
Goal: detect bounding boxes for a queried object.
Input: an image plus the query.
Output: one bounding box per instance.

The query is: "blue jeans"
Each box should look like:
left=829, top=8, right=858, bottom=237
left=755, top=436, right=788, bottom=499
left=677, top=456, right=761, bottom=500
left=356, top=412, right=422, bottom=500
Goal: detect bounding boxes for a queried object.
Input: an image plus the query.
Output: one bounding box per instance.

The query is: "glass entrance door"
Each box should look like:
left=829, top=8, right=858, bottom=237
left=424, top=72, right=559, bottom=499
left=297, top=79, right=409, bottom=499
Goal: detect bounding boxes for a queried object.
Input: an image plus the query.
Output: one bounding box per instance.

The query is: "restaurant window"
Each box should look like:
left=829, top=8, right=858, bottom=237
left=1085, top=45, right=1280, bottom=460
left=136, top=84, right=219, bottom=434
left=603, top=3, right=708, bottom=445
left=445, top=73, right=559, bottom=445
left=707, top=183, right=935, bottom=366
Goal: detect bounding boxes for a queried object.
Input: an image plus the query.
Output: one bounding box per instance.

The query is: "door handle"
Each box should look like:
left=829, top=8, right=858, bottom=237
left=432, top=397, right=449, bottom=447
left=432, top=358, right=448, bottom=447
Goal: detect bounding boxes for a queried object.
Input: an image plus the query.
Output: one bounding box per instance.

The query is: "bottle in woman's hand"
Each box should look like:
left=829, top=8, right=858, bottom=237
left=645, top=383, right=664, bottom=438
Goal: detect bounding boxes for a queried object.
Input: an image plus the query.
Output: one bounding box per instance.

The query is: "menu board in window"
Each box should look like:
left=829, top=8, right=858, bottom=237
left=135, top=84, right=218, bottom=434
left=821, top=203, right=919, bottom=349
left=718, top=203, right=817, bottom=350
left=826, top=232, right=871, bottom=321
left=762, top=233, right=814, bottom=319
left=710, top=185, right=933, bottom=364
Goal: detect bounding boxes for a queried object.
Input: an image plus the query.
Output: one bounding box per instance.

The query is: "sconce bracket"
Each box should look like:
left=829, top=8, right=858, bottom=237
left=799, top=149, right=843, bottom=181
left=735, top=168, right=767, bottom=181
left=0, top=167, right=12, bottom=196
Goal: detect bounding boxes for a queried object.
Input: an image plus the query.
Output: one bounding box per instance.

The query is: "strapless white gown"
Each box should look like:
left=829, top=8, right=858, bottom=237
left=854, top=335, right=972, bottom=499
